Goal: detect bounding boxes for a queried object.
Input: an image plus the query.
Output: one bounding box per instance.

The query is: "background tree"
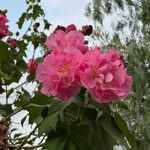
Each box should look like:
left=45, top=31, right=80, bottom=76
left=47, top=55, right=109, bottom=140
left=85, top=0, right=150, bottom=149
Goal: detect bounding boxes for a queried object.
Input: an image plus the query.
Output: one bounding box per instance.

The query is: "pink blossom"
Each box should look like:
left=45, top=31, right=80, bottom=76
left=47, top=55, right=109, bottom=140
left=7, top=38, right=17, bottom=48
left=80, top=48, right=132, bottom=103
left=36, top=49, right=83, bottom=101
left=45, top=30, right=88, bottom=54
left=27, top=59, right=38, bottom=74
left=0, top=15, right=9, bottom=38
left=66, top=24, right=77, bottom=32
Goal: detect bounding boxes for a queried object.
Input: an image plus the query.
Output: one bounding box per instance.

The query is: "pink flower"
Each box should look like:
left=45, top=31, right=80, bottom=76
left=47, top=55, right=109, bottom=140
left=45, top=30, right=88, bottom=54
left=80, top=48, right=132, bottom=103
left=66, top=24, right=77, bottom=32
left=0, top=15, right=9, bottom=38
left=7, top=38, right=17, bottom=48
left=36, top=49, right=83, bottom=101
left=27, top=59, right=38, bottom=74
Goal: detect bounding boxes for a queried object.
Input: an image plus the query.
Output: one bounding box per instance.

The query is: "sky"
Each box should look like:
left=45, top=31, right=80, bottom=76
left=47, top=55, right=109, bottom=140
left=0, top=0, right=91, bottom=32
left=0, top=0, right=92, bottom=141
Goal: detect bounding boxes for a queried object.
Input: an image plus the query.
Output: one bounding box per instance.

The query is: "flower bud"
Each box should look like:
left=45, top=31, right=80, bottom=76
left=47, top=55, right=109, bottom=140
left=16, top=32, right=19, bottom=36
left=81, top=25, right=93, bottom=36
left=3, top=9, right=7, bottom=14
left=66, top=24, right=77, bottom=32
left=7, top=38, right=17, bottom=48
left=27, top=59, right=38, bottom=74
left=53, top=25, right=66, bottom=33
left=43, top=50, right=51, bottom=58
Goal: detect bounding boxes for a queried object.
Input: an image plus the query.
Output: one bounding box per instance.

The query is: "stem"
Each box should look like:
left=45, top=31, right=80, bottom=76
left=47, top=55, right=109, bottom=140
left=5, top=85, right=8, bottom=104
left=0, top=143, right=43, bottom=149
left=77, top=106, right=81, bottom=120
left=18, top=19, right=33, bottom=41
left=39, top=135, right=46, bottom=145
left=32, top=48, right=36, bottom=59
left=6, top=108, right=22, bottom=120
left=65, top=111, right=78, bottom=119
left=13, top=81, right=28, bottom=90
left=16, top=126, right=38, bottom=150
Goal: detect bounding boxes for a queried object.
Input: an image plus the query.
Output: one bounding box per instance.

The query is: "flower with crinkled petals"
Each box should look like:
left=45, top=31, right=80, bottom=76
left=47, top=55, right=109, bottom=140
left=36, top=48, right=83, bottom=101
left=45, top=30, right=88, bottom=54
left=80, top=48, right=132, bottom=103
left=0, top=15, right=9, bottom=38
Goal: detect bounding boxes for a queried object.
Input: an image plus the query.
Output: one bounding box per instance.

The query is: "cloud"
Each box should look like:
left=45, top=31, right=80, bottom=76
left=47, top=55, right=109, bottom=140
left=41, top=0, right=91, bottom=28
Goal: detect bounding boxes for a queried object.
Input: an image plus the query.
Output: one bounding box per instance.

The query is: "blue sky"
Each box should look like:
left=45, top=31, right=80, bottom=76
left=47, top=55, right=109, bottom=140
left=0, top=0, right=91, bottom=33
left=0, top=0, right=92, bottom=58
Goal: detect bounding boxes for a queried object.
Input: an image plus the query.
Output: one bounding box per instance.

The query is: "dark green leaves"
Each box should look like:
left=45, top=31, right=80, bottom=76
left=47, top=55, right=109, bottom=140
left=38, top=112, right=59, bottom=135
left=44, top=136, right=67, bottom=150
left=0, top=40, right=10, bottom=61
left=17, top=13, right=27, bottom=29
left=40, top=100, right=137, bottom=150
left=32, top=5, right=44, bottom=20
left=44, top=19, right=51, bottom=30
left=0, top=104, right=13, bottom=116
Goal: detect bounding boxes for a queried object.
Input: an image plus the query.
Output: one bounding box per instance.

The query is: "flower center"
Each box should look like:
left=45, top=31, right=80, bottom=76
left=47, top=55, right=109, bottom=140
left=58, top=64, right=71, bottom=73
left=62, top=76, right=69, bottom=85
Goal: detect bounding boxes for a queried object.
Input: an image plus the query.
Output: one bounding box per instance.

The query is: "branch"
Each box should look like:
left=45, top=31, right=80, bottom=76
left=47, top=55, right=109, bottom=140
left=6, top=108, right=22, bottom=120
left=0, top=143, right=43, bottom=149
left=18, top=19, right=33, bottom=41
left=16, top=126, right=38, bottom=150
left=13, top=81, right=28, bottom=90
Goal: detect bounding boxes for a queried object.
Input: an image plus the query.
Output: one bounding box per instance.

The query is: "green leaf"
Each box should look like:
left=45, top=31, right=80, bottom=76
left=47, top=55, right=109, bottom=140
left=70, top=123, right=91, bottom=150
left=114, top=112, right=137, bottom=149
left=27, top=105, right=43, bottom=124
left=17, top=40, right=27, bottom=51
left=0, top=104, right=13, bottom=116
left=44, top=19, right=51, bottom=30
left=63, top=103, right=79, bottom=124
left=0, top=40, right=10, bottom=61
left=99, top=115, right=129, bottom=148
left=32, top=5, right=44, bottom=20
left=17, top=13, right=26, bottom=29
left=44, top=136, right=67, bottom=150
left=15, top=89, right=31, bottom=109
left=29, top=91, right=51, bottom=105
left=48, top=100, right=64, bottom=115
left=65, top=139, right=78, bottom=150
left=91, top=124, right=109, bottom=150
left=38, top=112, right=59, bottom=135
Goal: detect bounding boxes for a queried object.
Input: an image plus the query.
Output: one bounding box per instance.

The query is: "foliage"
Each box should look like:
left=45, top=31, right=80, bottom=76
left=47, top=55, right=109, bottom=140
left=0, top=0, right=148, bottom=149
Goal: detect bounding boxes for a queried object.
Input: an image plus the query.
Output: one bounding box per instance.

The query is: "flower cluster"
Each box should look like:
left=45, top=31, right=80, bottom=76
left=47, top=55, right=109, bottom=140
left=0, top=14, right=17, bottom=48
left=0, top=15, right=9, bottom=39
left=34, top=24, right=132, bottom=103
